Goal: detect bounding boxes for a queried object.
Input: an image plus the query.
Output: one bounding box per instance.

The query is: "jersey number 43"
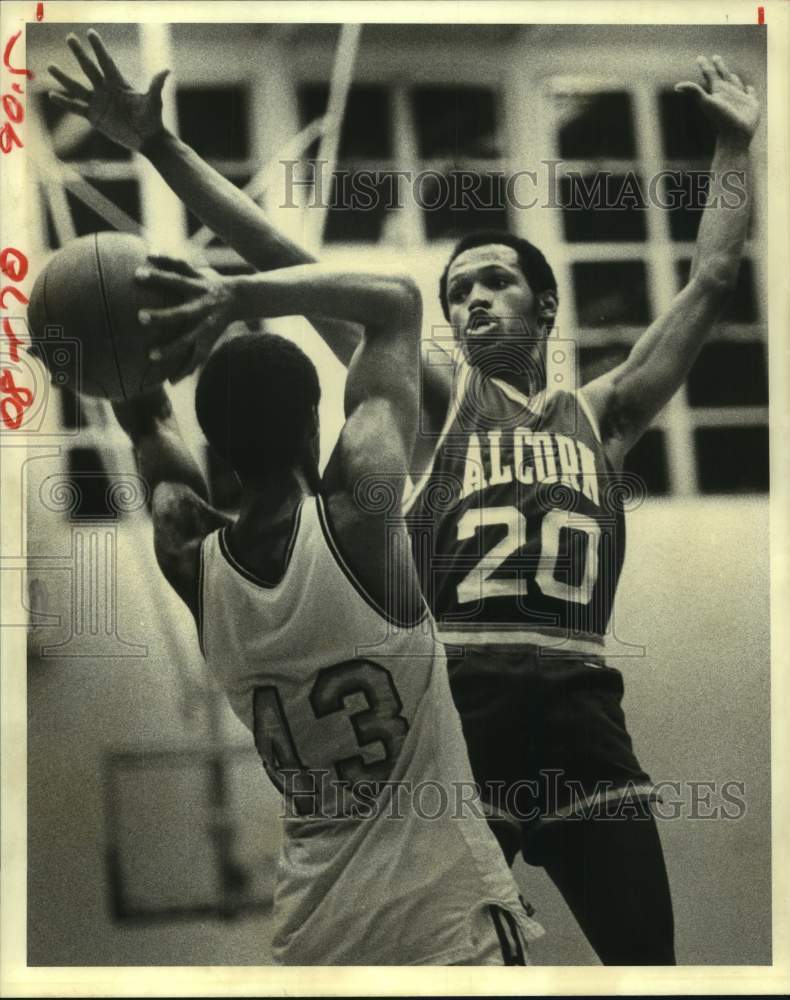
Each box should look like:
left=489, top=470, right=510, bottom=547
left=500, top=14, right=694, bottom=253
left=252, top=658, right=409, bottom=814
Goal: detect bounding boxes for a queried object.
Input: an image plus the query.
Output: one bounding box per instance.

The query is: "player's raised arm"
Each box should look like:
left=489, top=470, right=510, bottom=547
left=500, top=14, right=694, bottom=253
left=137, top=257, right=422, bottom=470
left=47, top=30, right=360, bottom=363
left=138, top=259, right=423, bottom=616
left=47, top=30, right=453, bottom=447
left=580, top=55, right=760, bottom=464
left=110, top=387, right=229, bottom=617
left=135, top=257, right=423, bottom=471
left=111, top=386, right=207, bottom=502
left=323, top=271, right=423, bottom=488
left=136, top=259, right=420, bottom=389
left=317, top=274, right=424, bottom=626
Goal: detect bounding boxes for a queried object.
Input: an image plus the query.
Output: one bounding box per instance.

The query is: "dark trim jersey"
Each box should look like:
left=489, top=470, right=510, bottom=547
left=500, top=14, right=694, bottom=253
left=405, top=366, right=626, bottom=654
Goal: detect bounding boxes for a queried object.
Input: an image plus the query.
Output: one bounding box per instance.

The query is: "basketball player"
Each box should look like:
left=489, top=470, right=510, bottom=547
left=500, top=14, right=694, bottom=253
left=49, top=34, right=760, bottom=964
left=107, top=259, right=542, bottom=965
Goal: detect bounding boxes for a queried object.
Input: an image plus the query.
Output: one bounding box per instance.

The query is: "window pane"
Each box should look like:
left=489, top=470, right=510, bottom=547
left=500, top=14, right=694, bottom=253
left=58, top=387, right=84, bottom=430
left=46, top=181, right=142, bottom=241
left=66, top=447, right=113, bottom=518
left=686, top=341, right=767, bottom=407
left=555, top=91, right=636, bottom=160
left=298, top=84, right=391, bottom=159
left=561, top=173, right=647, bottom=242
left=695, top=426, right=768, bottom=493
left=659, top=89, right=716, bottom=161
left=422, top=171, right=508, bottom=240
left=571, top=261, right=651, bottom=327
left=323, top=171, right=397, bottom=243
left=412, top=85, right=500, bottom=159
left=176, top=86, right=250, bottom=160
left=676, top=257, right=759, bottom=323
left=579, top=343, right=631, bottom=384
left=624, top=428, right=669, bottom=496
left=97, top=179, right=142, bottom=222
left=664, top=171, right=755, bottom=243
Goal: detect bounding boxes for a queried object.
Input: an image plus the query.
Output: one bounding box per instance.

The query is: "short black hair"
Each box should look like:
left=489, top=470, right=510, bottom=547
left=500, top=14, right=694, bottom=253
left=438, top=230, right=558, bottom=320
left=195, top=332, right=320, bottom=481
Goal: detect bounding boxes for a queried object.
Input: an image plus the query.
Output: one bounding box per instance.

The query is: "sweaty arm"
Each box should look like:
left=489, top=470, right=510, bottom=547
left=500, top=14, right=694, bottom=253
left=320, top=272, right=425, bottom=622
left=580, top=55, right=760, bottom=466
left=111, top=388, right=228, bottom=618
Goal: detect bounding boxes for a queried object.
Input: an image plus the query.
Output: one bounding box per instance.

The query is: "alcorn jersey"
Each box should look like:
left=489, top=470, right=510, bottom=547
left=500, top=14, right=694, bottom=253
left=405, top=364, right=627, bottom=653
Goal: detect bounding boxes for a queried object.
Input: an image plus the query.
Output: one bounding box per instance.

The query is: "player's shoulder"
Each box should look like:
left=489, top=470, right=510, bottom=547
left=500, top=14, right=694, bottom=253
left=151, top=482, right=231, bottom=615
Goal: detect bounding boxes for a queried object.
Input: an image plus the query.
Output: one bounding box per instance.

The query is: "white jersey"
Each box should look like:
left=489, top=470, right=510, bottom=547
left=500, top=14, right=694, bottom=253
left=199, top=494, right=540, bottom=965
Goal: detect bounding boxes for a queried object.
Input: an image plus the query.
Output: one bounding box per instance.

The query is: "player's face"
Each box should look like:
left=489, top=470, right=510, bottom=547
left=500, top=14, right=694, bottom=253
left=446, top=244, right=542, bottom=370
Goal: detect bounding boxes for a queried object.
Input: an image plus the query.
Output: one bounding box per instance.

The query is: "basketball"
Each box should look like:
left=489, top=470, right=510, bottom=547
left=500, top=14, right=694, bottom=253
left=27, top=231, right=180, bottom=401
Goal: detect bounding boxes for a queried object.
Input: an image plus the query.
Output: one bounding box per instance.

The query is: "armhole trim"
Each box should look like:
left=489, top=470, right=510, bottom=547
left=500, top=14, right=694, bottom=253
left=576, top=388, right=603, bottom=444
left=315, top=494, right=429, bottom=630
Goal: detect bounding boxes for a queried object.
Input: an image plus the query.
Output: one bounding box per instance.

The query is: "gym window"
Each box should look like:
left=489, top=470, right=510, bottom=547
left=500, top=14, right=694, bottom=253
left=296, top=81, right=509, bottom=243
left=545, top=74, right=766, bottom=496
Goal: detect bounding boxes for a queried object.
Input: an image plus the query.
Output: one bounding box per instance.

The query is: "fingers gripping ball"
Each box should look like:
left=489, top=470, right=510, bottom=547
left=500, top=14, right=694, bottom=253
left=27, top=232, right=185, bottom=401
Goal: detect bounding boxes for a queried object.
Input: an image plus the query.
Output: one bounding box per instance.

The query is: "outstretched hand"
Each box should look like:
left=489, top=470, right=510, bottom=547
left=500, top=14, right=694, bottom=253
left=137, top=256, right=241, bottom=383
left=48, top=29, right=169, bottom=151
left=675, top=54, right=759, bottom=145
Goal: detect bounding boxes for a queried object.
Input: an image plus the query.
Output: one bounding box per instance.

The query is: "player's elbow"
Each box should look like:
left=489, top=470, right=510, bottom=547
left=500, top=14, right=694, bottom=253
left=151, top=480, right=181, bottom=519
left=692, top=255, right=739, bottom=302
left=387, top=273, right=423, bottom=331
left=364, top=272, right=422, bottom=341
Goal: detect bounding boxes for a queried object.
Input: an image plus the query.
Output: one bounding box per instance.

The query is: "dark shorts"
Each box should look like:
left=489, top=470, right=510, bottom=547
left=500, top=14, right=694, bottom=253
left=446, top=644, right=654, bottom=866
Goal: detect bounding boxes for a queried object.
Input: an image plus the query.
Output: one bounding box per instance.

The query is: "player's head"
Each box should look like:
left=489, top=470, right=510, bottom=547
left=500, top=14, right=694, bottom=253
left=439, top=231, right=558, bottom=379
left=195, top=332, right=321, bottom=488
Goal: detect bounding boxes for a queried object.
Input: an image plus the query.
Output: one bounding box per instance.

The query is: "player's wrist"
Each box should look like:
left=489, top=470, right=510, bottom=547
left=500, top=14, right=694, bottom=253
left=227, top=274, right=259, bottom=323
left=111, top=386, right=171, bottom=438
left=716, top=128, right=753, bottom=154
left=139, top=125, right=175, bottom=159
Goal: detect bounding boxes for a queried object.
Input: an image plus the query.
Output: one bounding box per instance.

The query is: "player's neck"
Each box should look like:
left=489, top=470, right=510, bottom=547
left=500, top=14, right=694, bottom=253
left=463, top=343, right=547, bottom=400
left=229, top=472, right=311, bottom=582
left=237, top=469, right=313, bottom=527
left=487, top=369, right=546, bottom=399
